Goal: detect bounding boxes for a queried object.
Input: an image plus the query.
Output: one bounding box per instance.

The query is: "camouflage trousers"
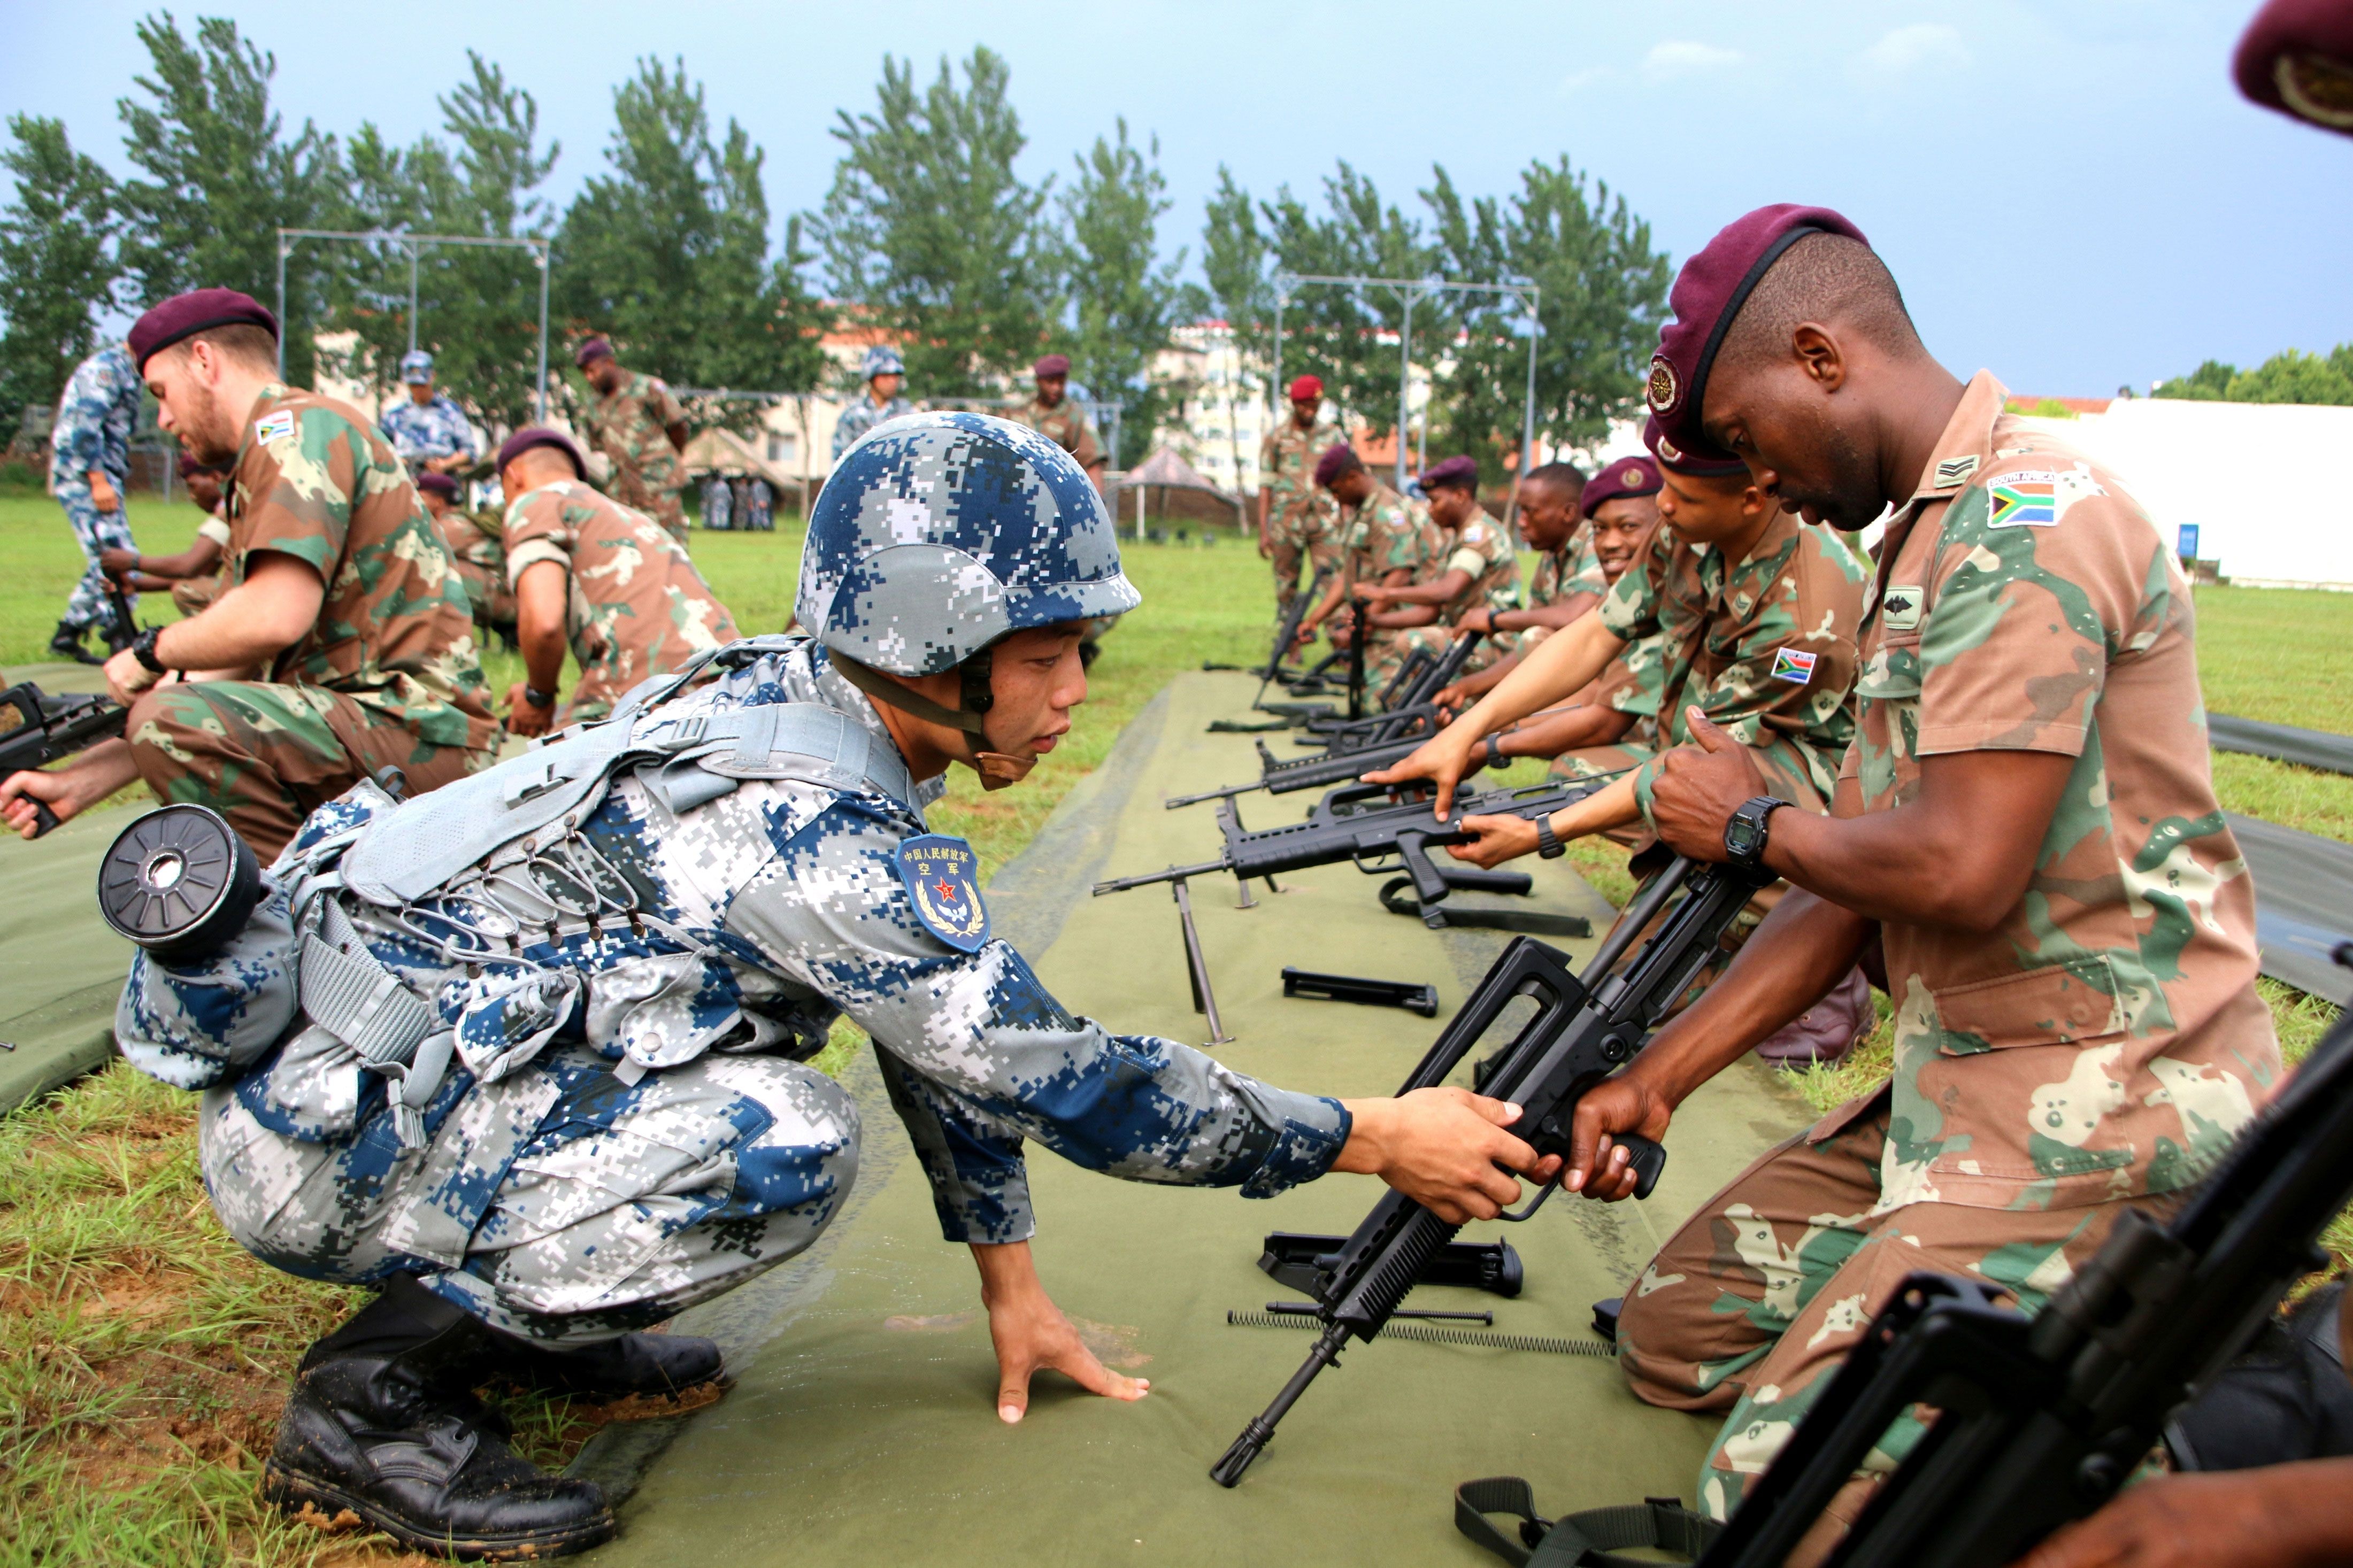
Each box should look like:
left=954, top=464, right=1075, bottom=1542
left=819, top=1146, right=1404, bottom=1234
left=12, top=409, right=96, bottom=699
left=450, top=558, right=516, bottom=642
left=126, top=679, right=494, bottom=862
left=168, top=574, right=222, bottom=618
left=202, top=1043, right=860, bottom=1344
left=1391, top=623, right=1502, bottom=679
left=57, top=484, right=139, bottom=631
left=1269, top=517, right=1341, bottom=613
left=1617, top=1098, right=2152, bottom=1523
left=621, top=475, right=691, bottom=550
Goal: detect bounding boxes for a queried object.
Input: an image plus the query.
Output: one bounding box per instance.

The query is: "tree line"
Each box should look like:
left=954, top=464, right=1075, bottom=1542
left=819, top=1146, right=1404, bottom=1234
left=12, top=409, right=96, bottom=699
left=2155, top=344, right=2353, bottom=406
left=0, top=14, right=1671, bottom=475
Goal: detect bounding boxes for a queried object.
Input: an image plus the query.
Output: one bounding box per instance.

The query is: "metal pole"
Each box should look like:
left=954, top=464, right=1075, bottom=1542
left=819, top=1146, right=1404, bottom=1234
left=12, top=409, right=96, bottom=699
left=1395, top=287, right=1414, bottom=492
left=1512, top=290, right=1541, bottom=535
left=274, top=233, right=288, bottom=379
left=407, top=241, right=420, bottom=356
left=534, top=241, right=550, bottom=425
left=1272, top=286, right=1285, bottom=424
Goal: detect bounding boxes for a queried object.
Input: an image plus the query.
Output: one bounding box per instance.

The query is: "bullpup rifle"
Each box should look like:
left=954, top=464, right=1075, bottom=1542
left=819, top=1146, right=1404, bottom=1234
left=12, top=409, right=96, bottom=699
left=1164, top=727, right=1496, bottom=811
left=1208, top=855, right=1773, bottom=1485
left=1694, top=948, right=2353, bottom=1568
left=1094, top=775, right=1610, bottom=930
left=0, top=683, right=129, bottom=837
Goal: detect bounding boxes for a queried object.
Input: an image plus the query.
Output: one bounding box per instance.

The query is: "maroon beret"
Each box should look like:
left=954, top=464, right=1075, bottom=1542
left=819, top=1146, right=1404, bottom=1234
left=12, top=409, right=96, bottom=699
left=1313, top=441, right=1364, bottom=488
left=496, top=427, right=587, bottom=480
left=2236, top=0, right=2353, bottom=135
left=1644, top=415, right=1748, bottom=480
left=1581, top=455, right=1663, bottom=512
left=1288, top=374, right=1324, bottom=402
left=176, top=451, right=230, bottom=480
left=1645, top=204, right=1870, bottom=457
left=128, top=288, right=279, bottom=373
left=414, top=471, right=460, bottom=499
left=1034, top=353, right=1071, bottom=378
left=1418, top=454, right=1480, bottom=492
left=574, top=336, right=614, bottom=368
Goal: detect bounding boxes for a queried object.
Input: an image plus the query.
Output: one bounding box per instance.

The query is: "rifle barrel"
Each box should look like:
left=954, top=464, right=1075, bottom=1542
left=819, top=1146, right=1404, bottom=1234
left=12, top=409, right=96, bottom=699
left=1090, top=857, right=1229, bottom=896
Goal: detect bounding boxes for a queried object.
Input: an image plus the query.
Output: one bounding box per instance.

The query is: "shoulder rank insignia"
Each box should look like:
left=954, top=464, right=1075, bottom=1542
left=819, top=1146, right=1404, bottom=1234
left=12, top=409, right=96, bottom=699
left=1880, top=585, right=1924, bottom=632
left=1932, top=454, right=1979, bottom=489
left=896, top=835, right=989, bottom=953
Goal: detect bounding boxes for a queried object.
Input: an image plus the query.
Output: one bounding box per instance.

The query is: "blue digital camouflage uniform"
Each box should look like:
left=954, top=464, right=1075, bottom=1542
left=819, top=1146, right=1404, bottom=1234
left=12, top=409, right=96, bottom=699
left=380, top=391, right=479, bottom=473
left=50, top=344, right=144, bottom=632
left=118, top=636, right=1347, bottom=1343
left=832, top=393, right=917, bottom=460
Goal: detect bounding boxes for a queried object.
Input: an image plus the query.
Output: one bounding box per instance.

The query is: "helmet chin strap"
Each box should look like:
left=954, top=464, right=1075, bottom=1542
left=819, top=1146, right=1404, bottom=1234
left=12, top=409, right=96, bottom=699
left=831, top=651, right=1037, bottom=791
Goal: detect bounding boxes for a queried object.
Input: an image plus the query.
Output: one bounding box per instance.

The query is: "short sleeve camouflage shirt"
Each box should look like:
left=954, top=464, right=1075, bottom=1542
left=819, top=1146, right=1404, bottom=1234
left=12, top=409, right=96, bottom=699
left=503, top=480, right=740, bottom=713
left=226, top=384, right=498, bottom=752
left=1339, top=483, right=1437, bottom=584
left=1833, top=370, right=2278, bottom=1216
left=586, top=369, right=689, bottom=506
left=1004, top=395, right=1101, bottom=469
left=1529, top=527, right=1613, bottom=611
left=1260, top=416, right=1344, bottom=536
left=1435, top=508, right=1523, bottom=621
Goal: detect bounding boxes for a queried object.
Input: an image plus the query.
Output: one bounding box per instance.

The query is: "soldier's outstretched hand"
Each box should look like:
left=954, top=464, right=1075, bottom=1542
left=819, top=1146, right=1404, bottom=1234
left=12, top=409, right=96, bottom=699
left=971, top=1241, right=1149, bottom=1425
left=1361, top=721, right=1480, bottom=819
left=1333, top=1087, right=1558, bottom=1223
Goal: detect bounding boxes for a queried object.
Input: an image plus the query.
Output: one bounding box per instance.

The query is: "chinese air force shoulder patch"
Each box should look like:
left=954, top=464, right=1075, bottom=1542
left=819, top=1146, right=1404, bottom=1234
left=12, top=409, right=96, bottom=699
left=897, top=835, right=990, bottom=952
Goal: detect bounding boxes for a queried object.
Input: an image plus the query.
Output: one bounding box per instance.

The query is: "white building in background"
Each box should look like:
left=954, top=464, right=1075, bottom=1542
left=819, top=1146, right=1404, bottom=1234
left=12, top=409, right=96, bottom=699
left=1159, top=321, right=1271, bottom=496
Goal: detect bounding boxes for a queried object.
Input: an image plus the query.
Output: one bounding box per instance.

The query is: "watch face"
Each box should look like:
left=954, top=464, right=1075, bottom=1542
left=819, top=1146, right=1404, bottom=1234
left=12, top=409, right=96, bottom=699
left=1726, top=818, right=1762, bottom=858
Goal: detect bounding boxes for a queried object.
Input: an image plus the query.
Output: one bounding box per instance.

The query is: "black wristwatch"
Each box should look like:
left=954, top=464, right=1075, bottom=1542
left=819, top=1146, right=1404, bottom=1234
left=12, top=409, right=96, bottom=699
left=1535, top=814, right=1565, bottom=860
left=1723, top=795, right=1791, bottom=869
left=523, top=684, right=557, bottom=709
left=130, top=624, right=170, bottom=674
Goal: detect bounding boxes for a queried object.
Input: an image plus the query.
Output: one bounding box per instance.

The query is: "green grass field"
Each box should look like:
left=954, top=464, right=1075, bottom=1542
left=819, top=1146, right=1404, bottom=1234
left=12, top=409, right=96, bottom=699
left=0, top=486, right=2344, bottom=1564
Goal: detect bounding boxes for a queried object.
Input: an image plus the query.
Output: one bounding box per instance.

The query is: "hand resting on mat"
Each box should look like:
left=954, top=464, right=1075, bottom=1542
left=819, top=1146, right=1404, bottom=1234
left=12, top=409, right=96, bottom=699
left=972, top=1240, right=1149, bottom=1423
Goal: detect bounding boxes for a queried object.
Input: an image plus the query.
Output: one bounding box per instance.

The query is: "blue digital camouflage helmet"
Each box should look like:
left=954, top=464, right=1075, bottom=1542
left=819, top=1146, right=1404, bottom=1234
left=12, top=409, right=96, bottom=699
left=796, top=411, right=1140, bottom=681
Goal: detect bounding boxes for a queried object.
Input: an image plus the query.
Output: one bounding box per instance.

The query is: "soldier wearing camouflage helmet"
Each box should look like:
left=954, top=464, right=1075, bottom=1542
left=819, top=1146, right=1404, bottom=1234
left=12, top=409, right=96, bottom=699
left=379, top=349, right=479, bottom=477
left=1, top=289, right=501, bottom=862
left=109, top=410, right=1555, bottom=1558
left=830, top=343, right=914, bottom=459
left=1554, top=206, right=2275, bottom=1527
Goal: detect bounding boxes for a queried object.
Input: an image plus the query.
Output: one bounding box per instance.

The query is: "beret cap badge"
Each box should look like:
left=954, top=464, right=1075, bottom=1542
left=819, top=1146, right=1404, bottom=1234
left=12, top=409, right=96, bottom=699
left=1647, top=354, right=1679, bottom=414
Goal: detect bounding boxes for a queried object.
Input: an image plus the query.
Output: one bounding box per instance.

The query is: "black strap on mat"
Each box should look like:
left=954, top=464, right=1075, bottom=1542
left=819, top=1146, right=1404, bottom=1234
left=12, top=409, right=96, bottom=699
left=1455, top=1478, right=1722, bottom=1568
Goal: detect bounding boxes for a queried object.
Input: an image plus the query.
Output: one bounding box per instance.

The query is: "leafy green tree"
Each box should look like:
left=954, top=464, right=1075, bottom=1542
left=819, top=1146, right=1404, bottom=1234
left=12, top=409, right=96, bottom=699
left=0, top=117, right=120, bottom=437
left=324, top=54, right=560, bottom=435
left=1424, top=157, right=1672, bottom=477
left=556, top=58, right=828, bottom=430
left=1255, top=164, right=1437, bottom=444
left=810, top=49, right=1055, bottom=396
left=113, top=12, right=335, bottom=385
left=1055, top=120, right=1184, bottom=465
left=2155, top=346, right=2353, bottom=405
left=1200, top=165, right=1275, bottom=484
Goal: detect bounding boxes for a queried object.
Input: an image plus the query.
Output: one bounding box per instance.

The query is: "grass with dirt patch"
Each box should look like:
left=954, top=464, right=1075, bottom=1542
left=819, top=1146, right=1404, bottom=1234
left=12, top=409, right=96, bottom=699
left=0, top=490, right=2344, bottom=1562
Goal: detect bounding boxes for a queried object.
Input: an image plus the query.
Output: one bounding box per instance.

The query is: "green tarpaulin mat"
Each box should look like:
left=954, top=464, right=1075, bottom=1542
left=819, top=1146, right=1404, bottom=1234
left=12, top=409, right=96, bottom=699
left=570, top=671, right=1813, bottom=1567
left=0, top=662, right=140, bottom=1112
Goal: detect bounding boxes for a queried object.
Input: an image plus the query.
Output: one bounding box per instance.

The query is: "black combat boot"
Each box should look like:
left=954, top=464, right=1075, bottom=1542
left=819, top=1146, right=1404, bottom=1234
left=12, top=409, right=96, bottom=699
left=496, top=1327, right=726, bottom=1403
left=263, top=1274, right=617, bottom=1560
left=48, top=621, right=102, bottom=665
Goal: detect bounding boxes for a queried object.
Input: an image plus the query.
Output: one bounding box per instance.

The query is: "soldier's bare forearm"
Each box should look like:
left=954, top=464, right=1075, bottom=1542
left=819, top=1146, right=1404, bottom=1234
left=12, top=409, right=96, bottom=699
left=1455, top=612, right=1624, bottom=740
left=159, top=554, right=326, bottom=671
left=1632, top=890, right=1878, bottom=1108
left=1498, top=702, right=1630, bottom=760
left=1502, top=593, right=1598, bottom=632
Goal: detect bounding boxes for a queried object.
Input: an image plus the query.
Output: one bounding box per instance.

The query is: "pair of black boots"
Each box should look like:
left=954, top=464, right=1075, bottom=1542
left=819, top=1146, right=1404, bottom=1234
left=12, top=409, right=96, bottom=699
left=264, top=1273, right=723, bottom=1560
left=49, top=619, right=122, bottom=666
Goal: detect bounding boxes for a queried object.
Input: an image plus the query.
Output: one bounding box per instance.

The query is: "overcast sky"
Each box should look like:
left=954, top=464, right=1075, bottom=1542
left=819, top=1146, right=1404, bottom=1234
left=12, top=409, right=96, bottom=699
left=6, top=1, right=2344, bottom=397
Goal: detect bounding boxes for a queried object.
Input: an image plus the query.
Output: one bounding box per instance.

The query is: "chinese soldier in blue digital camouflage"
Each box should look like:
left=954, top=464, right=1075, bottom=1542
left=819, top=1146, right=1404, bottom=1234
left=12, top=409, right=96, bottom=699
left=114, top=411, right=1557, bottom=1559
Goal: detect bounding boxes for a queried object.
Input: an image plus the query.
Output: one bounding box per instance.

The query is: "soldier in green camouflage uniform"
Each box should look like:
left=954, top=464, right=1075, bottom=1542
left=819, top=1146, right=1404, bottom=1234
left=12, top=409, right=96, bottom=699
left=417, top=472, right=514, bottom=647
left=1367, top=457, right=1524, bottom=678
left=577, top=337, right=691, bottom=548
left=1257, top=374, right=1343, bottom=614
left=1295, top=452, right=1440, bottom=696
left=0, top=290, right=499, bottom=862
left=495, top=429, right=740, bottom=730
left=1564, top=209, right=2280, bottom=1533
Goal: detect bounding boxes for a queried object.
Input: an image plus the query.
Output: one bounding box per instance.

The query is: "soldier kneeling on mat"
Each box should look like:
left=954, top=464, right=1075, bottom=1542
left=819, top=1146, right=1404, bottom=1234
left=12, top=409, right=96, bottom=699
left=108, top=412, right=1556, bottom=1560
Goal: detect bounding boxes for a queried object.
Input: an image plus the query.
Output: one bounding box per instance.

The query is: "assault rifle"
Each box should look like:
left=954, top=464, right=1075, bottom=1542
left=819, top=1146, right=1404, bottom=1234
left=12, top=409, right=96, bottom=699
left=1164, top=728, right=1495, bottom=811
left=1694, top=949, right=2353, bottom=1568
left=1204, top=572, right=1336, bottom=716
left=1093, top=775, right=1611, bottom=930
left=1208, top=855, right=1773, bottom=1486
left=0, top=683, right=129, bottom=837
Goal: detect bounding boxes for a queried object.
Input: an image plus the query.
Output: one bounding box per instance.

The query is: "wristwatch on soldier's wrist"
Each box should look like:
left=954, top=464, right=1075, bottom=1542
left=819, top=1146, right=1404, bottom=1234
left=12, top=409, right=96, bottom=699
left=1535, top=814, right=1566, bottom=860
left=130, top=625, right=170, bottom=674
left=523, top=684, right=556, bottom=709
left=1723, top=795, right=1791, bottom=869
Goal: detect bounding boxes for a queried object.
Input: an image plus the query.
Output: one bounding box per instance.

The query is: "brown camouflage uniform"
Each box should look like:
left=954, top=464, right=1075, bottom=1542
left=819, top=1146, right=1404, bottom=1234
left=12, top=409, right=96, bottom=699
left=583, top=368, right=690, bottom=547
left=435, top=508, right=514, bottom=643
left=1391, top=505, right=1524, bottom=675
left=1259, top=415, right=1344, bottom=612
left=126, top=385, right=499, bottom=860
left=1004, top=392, right=1102, bottom=472
left=1335, top=481, right=1441, bottom=696
left=1617, top=372, right=2280, bottom=1520
left=503, top=478, right=740, bottom=721
left=167, top=514, right=232, bottom=617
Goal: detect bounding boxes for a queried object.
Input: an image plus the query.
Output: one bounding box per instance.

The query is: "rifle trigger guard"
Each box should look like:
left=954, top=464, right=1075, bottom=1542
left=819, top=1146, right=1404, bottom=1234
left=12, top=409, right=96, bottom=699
left=1497, top=1173, right=1563, bottom=1224
left=1350, top=847, right=1403, bottom=877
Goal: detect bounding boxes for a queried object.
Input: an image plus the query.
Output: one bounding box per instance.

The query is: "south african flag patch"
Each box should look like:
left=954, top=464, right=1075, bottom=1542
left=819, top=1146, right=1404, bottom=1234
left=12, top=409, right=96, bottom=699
left=1770, top=647, right=1819, bottom=685
left=1987, top=473, right=2059, bottom=527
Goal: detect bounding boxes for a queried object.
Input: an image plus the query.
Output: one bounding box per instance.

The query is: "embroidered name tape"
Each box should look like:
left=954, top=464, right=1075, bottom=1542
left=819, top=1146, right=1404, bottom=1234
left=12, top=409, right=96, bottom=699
left=253, top=410, right=296, bottom=446
left=897, top=835, right=989, bottom=953
left=1881, top=585, right=1924, bottom=632
left=1770, top=647, right=1819, bottom=685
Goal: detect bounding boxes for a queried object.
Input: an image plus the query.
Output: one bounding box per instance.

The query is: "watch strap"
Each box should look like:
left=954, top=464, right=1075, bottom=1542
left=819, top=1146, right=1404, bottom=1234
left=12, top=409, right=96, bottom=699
left=1725, top=795, right=1792, bottom=868
left=523, top=684, right=557, bottom=708
left=131, top=625, right=169, bottom=674
left=1535, top=815, right=1565, bottom=859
